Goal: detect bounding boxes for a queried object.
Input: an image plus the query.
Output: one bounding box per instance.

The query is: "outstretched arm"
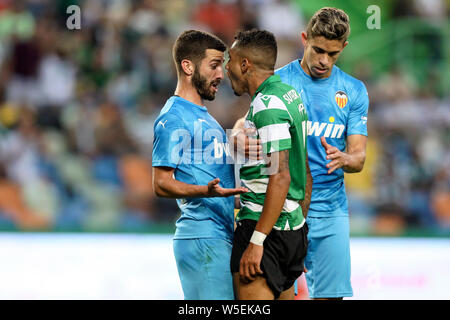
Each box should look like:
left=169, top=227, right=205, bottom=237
left=153, top=166, right=248, bottom=198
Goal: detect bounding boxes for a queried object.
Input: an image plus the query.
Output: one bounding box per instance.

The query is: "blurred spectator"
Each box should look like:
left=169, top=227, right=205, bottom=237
left=160, top=0, right=190, bottom=37
left=3, top=38, right=40, bottom=107
left=191, top=0, right=241, bottom=44
left=119, top=154, right=157, bottom=225
left=0, top=165, right=50, bottom=229
left=430, top=159, right=450, bottom=228
left=0, top=0, right=35, bottom=41
left=256, top=0, right=305, bottom=41
left=0, top=107, right=41, bottom=186
left=94, top=101, right=137, bottom=156
left=38, top=41, right=76, bottom=109
left=127, top=0, right=165, bottom=36
left=0, top=107, right=55, bottom=228
left=412, top=0, right=447, bottom=21
left=372, top=67, right=417, bottom=104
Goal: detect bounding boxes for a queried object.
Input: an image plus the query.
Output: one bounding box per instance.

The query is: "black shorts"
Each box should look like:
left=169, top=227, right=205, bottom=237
left=230, top=219, right=308, bottom=299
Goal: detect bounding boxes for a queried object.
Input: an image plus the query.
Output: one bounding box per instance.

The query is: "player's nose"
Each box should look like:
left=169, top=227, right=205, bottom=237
left=319, top=54, right=329, bottom=66
left=217, top=66, right=224, bottom=80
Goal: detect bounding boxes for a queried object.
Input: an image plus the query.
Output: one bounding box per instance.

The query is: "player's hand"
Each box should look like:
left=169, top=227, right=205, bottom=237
left=207, top=178, right=248, bottom=197
left=239, top=243, right=264, bottom=283
left=320, top=137, right=349, bottom=174
left=234, top=128, right=263, bottom=160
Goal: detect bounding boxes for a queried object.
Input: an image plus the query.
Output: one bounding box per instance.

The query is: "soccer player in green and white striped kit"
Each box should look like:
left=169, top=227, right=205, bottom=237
left=226, top=29, right=312, bottom=300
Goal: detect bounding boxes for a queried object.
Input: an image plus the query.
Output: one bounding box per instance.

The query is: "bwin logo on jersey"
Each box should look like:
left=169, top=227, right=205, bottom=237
left=307, top=121, right=345, bottom=139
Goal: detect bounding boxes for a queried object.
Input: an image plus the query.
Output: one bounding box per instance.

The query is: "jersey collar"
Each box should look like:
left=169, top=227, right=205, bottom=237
left=252, top=74, right=281, bottom=101
left=172, top=95, right=207, bottom=111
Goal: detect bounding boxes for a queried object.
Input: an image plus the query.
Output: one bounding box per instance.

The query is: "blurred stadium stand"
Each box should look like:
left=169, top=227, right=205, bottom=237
left=0, top=0, right=448, bottom=237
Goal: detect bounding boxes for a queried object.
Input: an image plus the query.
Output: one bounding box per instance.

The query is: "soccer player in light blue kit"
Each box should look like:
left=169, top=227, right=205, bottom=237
left=152, top=30, right=247, bottom=300
left=276, top=8, right=369, bottom=299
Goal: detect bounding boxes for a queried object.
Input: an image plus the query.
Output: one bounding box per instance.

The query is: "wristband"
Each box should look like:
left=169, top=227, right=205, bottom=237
left=250, top=230, right=266, bottom=246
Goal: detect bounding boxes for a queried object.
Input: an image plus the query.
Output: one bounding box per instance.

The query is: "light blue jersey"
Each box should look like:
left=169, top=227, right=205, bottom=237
left=152, top=96, right=235, bottom=242
left=276, top=60, right=369, bottom=217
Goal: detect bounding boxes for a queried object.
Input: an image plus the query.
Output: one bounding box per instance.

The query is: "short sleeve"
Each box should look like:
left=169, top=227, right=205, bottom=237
left=152, top=113, right=190, bottom=168
left=252, top=95, right=292, bottom=154
left=347, top=82, right=369, bottom=136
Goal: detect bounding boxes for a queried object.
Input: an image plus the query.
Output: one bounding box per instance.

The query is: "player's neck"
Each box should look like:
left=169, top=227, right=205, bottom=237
left=174, top=81, right=203, bottom=107
left=248, top=70, right=274, bottom=98
left=300, top=59, right=312, bottom=77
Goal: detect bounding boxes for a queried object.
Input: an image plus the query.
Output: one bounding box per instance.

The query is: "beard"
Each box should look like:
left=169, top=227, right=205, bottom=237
left=192, top=69, right=218, bottom=101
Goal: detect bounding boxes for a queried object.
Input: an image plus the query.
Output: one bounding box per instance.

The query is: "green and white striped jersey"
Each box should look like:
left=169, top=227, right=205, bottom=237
left=237, top=75, right=308, bottom=230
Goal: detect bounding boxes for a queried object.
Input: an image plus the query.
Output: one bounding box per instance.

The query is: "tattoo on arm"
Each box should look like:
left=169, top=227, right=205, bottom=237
left=278, top=149, right=290, bottom=173
left=264, top=149, right=290, bottom=176
left=299, top=154, right=312, bottom=218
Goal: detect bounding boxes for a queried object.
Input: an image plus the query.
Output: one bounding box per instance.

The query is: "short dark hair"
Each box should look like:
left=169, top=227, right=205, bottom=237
left=307, top=7, right=350, bottom=42
left=233, top=29, right=277, bottom=70
left=172, top=30, right=226, bottom=74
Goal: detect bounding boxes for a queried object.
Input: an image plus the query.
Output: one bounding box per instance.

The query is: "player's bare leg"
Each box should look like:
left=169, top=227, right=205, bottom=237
left=233, top=273, right=274, bottom=300
left=277, top=285, right=295, bottom=300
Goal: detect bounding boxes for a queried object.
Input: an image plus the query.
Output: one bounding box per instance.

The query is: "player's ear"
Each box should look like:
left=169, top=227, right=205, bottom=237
left=342, top=40, right=349, bottom=50
left=301, top=32, right=308, bottom=47
left=181, top=59, right=195, bottom=76
left=240, top=58, right=249, bottom=74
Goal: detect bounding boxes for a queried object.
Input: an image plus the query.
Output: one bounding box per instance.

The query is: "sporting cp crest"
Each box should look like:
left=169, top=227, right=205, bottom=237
left=335, top=91, right=348, bottom=108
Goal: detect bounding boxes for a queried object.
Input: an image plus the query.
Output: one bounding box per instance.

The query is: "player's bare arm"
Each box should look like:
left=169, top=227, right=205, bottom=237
left=239, top=149, right=290, bottom=283
left=153, top=166, right=248, bottom=198
left=299, top=153, right=312, bottom=218
left=320, top=135, right=367, bottom=174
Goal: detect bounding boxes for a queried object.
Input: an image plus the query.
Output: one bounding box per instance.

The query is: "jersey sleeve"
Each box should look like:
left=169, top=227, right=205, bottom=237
left=347, top=82, right=369, bottom=136
left=252, top=95, right=292, bottom=154
left=152, top=112, right=189, bottom=168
